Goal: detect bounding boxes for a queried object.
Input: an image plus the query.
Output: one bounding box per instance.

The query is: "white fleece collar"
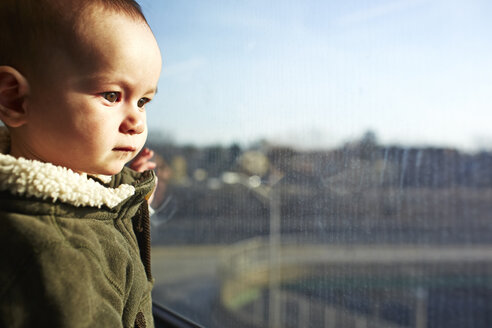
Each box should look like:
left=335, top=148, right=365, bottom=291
left=0, top=127, right=135, bottom=208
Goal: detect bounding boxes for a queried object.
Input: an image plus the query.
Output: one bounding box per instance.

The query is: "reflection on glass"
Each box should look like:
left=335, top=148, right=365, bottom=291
left=144, top=1, right=492, bottom=327
left=150, top=131, right=492, bottom=328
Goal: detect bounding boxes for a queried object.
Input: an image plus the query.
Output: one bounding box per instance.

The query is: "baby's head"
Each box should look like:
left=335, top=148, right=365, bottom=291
left=0, top=0, right=162, bottom=175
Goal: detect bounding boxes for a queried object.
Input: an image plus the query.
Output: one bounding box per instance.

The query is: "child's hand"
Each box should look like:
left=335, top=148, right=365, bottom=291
left=130, top=148, right=156, bottom=172
left=130, top=148, right=158, bottom=205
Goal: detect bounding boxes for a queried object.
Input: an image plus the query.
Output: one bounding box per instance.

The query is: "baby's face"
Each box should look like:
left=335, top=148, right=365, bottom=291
left=19, top=10, right=162, bottom=175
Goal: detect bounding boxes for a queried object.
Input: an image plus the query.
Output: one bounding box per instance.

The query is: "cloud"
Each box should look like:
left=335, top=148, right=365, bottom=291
left=335, top=0, right=428, bottom=26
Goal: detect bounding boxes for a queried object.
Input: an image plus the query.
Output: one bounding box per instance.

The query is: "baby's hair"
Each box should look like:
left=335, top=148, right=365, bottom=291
left=0, top=0, right=148, bottom=81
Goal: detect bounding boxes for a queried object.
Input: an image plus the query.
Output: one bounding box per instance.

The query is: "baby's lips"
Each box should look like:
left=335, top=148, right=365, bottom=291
left=113, top=146, right=136, bottom=152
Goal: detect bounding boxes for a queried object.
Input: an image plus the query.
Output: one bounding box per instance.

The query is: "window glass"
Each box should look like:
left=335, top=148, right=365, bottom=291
left=143, top=1, right=492, bottom=327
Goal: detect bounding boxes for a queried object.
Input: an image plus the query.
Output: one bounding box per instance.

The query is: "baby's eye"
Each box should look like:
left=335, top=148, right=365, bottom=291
left=137, top=97, right=150, bottom=108
left=101, top=92, right=121, bottom=103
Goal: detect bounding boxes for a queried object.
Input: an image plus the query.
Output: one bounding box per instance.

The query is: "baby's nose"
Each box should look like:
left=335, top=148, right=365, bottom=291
left=120, top=112, right=145, bottom=135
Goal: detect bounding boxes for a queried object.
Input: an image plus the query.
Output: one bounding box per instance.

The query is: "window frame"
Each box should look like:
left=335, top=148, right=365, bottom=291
left=153, top=302, right=205, bottom=328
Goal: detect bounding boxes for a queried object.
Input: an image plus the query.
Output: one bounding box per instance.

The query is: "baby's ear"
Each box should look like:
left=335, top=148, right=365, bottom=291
left=0, top=66, right=30, bottom=127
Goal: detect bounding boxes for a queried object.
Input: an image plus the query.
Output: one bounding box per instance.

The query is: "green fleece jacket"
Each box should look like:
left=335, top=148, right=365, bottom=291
left=0, top=129, right=156, bottom=328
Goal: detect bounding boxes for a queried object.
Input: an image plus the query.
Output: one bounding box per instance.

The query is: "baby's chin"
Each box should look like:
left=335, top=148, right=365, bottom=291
left=73, top=164, right=125, bottom=177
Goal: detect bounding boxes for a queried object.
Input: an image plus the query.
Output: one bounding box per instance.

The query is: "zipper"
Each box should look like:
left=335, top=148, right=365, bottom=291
left=133, top=201, right=152, bottom=281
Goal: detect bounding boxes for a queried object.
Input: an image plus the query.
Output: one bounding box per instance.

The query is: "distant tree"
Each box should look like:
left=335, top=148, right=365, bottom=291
left=228, top=143, right=242, bottom=166
left=267, top=146, right=297, bottom=172
left=358, top=130, right=379, bottom=160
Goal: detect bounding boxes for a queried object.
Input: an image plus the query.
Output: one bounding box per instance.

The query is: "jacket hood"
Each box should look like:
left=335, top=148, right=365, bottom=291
left=0, top=127, right=135, bottom=208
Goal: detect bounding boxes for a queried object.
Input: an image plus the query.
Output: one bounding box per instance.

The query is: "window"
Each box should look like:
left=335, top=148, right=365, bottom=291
left=143, top=1, right=492, bottom=327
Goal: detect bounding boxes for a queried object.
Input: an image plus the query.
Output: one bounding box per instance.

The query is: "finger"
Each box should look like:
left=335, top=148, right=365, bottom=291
left=129, top=157, right=144, bottom=170
left=131, top=160, right=157, bottom=172
left=142, top=161, right=157, bottom=170
left=131, top=149, right=153, bottom=167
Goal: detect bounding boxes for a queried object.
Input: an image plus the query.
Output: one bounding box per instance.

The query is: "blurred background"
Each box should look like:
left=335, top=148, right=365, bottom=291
left=141, top=1, right=492, bottom=327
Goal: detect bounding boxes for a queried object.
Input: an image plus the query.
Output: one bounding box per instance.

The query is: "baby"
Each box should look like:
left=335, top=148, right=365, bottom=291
left=0, top=0, right=161, bottom=327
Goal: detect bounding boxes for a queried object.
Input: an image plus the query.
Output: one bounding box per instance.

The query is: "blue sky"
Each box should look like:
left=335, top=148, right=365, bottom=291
left=140, top=0, right=492, bottom=150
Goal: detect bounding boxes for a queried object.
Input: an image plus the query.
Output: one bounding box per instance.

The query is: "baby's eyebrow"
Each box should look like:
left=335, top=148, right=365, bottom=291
left=74, top=75, right=159, bottom=96
left=142, top=86, right=158, bottom=96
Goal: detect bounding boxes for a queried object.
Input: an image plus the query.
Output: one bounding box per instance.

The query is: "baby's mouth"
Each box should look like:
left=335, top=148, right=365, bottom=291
left=113, top=146, right=136, bottom=152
